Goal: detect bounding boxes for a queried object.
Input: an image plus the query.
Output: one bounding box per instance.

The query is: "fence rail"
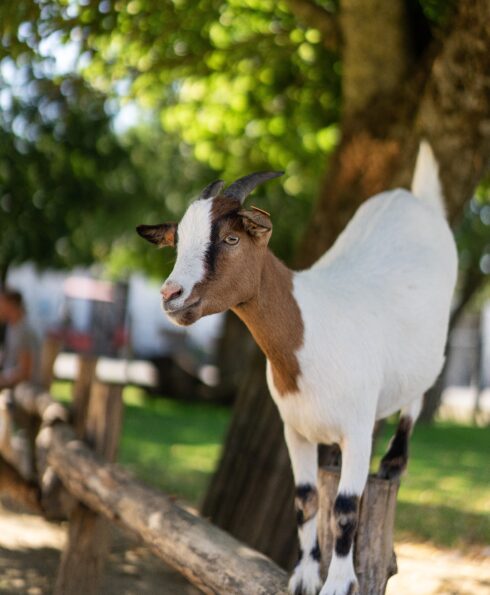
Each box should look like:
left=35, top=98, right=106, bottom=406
left=0, top=379, right=288, bottom=595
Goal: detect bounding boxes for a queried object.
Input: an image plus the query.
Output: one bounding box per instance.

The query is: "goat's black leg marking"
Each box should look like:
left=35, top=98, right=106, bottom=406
left=310, top=539, right=321, bottom=562
left=378, top=416, right=412, bottom=480
left=295, top=483, right=319, bottom=527
left=332, top=494, right=359, bottom=557
left=290, top=483, right=322, bottom=594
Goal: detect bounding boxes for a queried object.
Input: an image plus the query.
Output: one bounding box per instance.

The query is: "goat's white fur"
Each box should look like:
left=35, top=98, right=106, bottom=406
left=269, top=141, right=457, bottom=594
left=163, top=198, right=213, bottom=311
left=411, top=140, right=445, bottom=217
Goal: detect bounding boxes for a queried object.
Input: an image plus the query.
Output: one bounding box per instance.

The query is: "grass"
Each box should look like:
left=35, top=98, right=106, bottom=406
left=52, top=381, right=489, bottom=549
left=374, top=421, right=490, bottom=549
left=51, top=382, right=229, bottom=504
left=119, top=387, right=229, bottom=503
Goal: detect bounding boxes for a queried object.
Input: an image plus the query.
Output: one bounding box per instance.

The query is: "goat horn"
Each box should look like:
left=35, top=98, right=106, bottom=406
left=223, top=171, right=283, bottom=204
left=199, top=179, right=226, bottom=200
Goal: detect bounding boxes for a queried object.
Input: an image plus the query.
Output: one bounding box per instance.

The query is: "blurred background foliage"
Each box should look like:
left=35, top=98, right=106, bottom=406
left=0, top=0, right=488, bottom=289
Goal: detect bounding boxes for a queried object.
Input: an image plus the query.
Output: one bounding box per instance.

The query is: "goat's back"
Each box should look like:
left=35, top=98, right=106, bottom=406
left=292, top=189, right=457, bottom=422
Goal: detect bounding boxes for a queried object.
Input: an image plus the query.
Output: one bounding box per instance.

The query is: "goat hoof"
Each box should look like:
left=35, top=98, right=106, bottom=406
left=319, top=579, right=358, bottom=595
left=289, top=559, right=322, bottom=595
left=377, top=456, right=406, bottom=480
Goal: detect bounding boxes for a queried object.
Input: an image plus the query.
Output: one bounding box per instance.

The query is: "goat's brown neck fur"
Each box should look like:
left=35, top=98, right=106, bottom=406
left=232, top=251, right=304, bottom=396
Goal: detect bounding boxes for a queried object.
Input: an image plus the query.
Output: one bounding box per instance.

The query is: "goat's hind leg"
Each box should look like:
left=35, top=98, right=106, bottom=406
left=285, top=425, right=322, bottom=595
left=378, top=397, right=422, bottom=480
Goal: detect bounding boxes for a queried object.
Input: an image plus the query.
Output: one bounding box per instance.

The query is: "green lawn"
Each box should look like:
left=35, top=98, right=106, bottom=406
left=119, top=387, right=229, bottom=503
left=52, top=381, right=489, bottom=550
left=374, top=421, right=490, bottom=550
left=51, top=382, right=229, bottom=504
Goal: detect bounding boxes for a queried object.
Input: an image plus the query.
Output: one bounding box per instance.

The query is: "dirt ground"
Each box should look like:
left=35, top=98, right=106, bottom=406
left=0, top=498, right=488, bottom=595
left=0, top=497, right=198, bottom=595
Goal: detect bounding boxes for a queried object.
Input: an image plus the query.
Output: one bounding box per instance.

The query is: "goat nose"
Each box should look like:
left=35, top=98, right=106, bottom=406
left=161, top=281, right=183, bottom=302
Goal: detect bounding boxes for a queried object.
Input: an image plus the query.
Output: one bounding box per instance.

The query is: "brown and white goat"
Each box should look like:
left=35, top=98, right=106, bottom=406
left=137, top=143, right=457, bottom=595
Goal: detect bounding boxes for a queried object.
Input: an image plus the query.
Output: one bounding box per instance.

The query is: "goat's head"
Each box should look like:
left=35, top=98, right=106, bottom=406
left=137, top=171, right=282, bottom=326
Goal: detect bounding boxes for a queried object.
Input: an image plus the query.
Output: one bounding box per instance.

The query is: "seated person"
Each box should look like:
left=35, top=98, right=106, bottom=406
left=0, top=289, right=40, bottom=390
left=0, top=289, right=41, bottom=477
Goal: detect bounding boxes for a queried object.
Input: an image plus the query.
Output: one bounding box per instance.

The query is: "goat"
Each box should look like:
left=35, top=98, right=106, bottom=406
left=137, top=141, right=457, bottom=595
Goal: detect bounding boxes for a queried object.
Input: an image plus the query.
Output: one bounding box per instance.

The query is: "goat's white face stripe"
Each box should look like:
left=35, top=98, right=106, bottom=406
left=164, top=199, right=213, bottom=305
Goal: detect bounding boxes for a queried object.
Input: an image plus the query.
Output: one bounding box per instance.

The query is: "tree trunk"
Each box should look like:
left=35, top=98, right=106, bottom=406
left=214, top=312, right=255, bottom=402
left=202, top=349, right=297, bottom=569
left=203, top=0, right=490, bottom=569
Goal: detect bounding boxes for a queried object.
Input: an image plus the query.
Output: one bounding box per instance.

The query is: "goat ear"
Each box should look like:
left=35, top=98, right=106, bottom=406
left=136, top=223, right=177, bottom=248
left=238, top=208, right=272, bottom=238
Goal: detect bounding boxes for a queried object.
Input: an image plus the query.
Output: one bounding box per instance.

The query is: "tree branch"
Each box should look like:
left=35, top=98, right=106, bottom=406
left=284, top=0, right=340, bottom=52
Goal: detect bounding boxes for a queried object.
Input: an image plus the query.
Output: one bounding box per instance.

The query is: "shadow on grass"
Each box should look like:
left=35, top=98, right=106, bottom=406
left=119, top=398, right=230, bottom=505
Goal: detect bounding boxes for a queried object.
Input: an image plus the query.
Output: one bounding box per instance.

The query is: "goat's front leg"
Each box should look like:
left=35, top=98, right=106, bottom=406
left=320, top=433, right=372, bottom=595
left=285, top=425, right=322, bottom=595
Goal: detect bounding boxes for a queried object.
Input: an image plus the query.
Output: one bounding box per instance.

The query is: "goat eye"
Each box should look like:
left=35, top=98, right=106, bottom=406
left=224, top=235, right=239, bottom=245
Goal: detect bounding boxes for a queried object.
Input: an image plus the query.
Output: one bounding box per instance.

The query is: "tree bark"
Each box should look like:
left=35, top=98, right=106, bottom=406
left=214, top=312, right=256, bottom=402
left=202, top=350, right=297, bottom=569
left=203, top=0, right=490, bottom=570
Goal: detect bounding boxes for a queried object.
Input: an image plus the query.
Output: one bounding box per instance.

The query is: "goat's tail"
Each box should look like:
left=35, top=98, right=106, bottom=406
left=411, top=139, right=446, bottom=218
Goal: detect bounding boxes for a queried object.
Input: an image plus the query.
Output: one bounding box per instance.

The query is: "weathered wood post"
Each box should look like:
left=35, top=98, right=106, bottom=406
left=54, top=373, right=124, bottom=595
left=39, top=335, right=62, bottom=390
left=317, top=467, right=399, bottom=595
left=41, top=354, right=97, bottom=519
left=72, top=354, right=98, bottom=436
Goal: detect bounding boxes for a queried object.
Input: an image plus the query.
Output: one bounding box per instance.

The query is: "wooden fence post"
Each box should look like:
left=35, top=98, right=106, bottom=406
left=72, top=355, right=98, bottom=436
left=317, top=467, right=399, bottom=595
left=39, top=335, right=62, bottom=390
left=40, top=354, right=96, bottom=519
left=54, top=379, right=124, bottom=595
left=2, top=384, right=290, bottom=594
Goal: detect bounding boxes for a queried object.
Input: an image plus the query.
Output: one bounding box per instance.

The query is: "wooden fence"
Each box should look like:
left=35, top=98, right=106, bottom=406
left=0, top=347, right=399, bottom=595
